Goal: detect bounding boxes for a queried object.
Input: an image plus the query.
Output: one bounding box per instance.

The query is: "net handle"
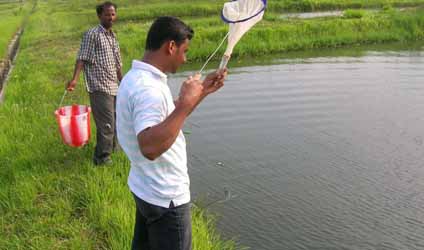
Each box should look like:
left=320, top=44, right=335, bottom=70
left=219, top=54, right=231, bottom=69
left=198, top=31, right=230, bottom=74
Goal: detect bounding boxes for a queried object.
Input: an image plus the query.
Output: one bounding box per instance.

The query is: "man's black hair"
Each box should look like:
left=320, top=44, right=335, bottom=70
left=145, top=16, right=194, bottom=51
left=96, top=1, right=117, bottom=16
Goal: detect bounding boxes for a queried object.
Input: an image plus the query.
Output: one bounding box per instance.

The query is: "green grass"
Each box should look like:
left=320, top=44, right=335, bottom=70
left=27, top=1, right=423, bottom=69
left=0, top=1, right=32, bottom=59
left=343, top=9, right=368, bottom=18
left=42, top=0, right=424, bottom=13
left=268, top=0, right=424, bottom=12
left=113, top=7, right=424, bottom=69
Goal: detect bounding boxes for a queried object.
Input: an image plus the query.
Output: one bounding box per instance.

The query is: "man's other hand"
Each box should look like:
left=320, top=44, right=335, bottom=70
left=66, top=79, right=77, bottom=91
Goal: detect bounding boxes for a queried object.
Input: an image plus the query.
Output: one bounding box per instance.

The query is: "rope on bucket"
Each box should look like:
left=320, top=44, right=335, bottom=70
left=58, top=90, right=67, bottom=109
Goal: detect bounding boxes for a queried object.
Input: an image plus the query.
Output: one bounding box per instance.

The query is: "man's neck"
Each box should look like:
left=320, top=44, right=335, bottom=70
left=142, top=52, right=168, bottom=73
left=100, top=23, right=112, bottom=32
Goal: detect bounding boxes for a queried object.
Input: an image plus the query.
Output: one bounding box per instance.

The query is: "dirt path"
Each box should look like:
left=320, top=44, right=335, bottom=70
left=0, top=28, right=23, bottom=103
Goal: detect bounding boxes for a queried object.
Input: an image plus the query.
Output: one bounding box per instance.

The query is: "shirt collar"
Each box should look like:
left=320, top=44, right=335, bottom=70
left=132, top=60, right=168, bottom=80
left=98, top=24, right=114, bottom=35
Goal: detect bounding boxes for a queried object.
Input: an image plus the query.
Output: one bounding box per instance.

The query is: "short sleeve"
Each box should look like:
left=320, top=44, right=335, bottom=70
left=131, top=87, right=166, bottom=136
left=77, top=31, right=96, bottom=64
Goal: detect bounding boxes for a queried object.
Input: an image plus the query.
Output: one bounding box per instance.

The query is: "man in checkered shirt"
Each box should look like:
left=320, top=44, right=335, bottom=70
left=66, top=1, right=123, bottom=165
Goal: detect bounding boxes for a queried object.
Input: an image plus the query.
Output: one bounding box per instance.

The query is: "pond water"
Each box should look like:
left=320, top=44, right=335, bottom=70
left=169, top=43, right=424, bottom=250
left=281, top=10, right=343, bottom=19
left=279, top=7, right=414, bottom=19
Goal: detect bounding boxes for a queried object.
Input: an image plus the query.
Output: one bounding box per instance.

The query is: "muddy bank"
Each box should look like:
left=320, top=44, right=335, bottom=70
left=0, top=29, right=22, bottom=102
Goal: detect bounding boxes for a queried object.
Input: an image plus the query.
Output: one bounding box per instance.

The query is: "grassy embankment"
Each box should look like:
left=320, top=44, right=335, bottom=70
left=0, top=0, right=34, bottom=92
left=0, top=1, right=33, bottom=59
left=113, top=3, right=424, bottom=68
left=48, top=0, right=424, bottom=69
left=268, top=0, right=424, bottom=12
left=1, top=0, right=424, bottom=249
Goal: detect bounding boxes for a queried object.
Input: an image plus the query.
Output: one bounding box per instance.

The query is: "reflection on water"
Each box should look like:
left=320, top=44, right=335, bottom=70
left=279, top=7, right=415, bottom=20
left=169, top=45, right=424, bottom=250
left=281, top=10, right=343, bottom=19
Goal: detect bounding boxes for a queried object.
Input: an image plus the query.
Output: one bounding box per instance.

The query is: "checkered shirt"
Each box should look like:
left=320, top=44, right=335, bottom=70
left=77, top=24, right=122, bottom=96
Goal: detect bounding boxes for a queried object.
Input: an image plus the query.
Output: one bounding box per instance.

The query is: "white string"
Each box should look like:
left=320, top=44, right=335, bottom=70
left=198, top=31, right=230, bottom=74
left=58, top=90, right=67, bottom=109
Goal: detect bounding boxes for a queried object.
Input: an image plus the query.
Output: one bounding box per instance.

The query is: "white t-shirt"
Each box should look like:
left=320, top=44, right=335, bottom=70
left=116, top=60, right=190, bottom=208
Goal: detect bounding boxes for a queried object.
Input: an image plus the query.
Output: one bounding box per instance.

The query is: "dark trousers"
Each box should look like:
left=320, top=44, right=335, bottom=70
left=89, top=92, right=117, bottom=162
left=132, top=194, right=192, bottom=250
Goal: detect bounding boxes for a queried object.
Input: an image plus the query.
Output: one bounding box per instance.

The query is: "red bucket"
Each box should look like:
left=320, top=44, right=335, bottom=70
left=55, top=105, right=91, bottom=147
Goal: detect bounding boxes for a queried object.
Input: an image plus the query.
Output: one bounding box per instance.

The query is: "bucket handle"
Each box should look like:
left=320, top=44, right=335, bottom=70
left=58, top=90, right=67, bottom=109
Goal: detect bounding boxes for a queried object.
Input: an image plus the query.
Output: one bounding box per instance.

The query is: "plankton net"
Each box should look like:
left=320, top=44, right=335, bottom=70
left=199, top=0, right=267, bottom=73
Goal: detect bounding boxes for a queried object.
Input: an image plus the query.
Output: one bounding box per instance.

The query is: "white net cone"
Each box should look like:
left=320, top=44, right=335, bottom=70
left=199, top=0, right=266, bottom=72
left=219, top=0, right=266, bottom=68
left=224, top=12, right=264, bottom=57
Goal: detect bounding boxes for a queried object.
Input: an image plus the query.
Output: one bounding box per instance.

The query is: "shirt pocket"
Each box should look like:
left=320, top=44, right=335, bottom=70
left=96, top=37, right=117, bottom=69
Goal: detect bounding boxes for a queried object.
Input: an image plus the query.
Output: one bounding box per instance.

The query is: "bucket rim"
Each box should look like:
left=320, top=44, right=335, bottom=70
left=55, top=105, right=91, bottom=117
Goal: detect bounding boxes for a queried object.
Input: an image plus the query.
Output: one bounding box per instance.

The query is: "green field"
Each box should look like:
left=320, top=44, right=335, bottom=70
left=0, top=1, right=33, bottom=59
left=1, top=0, right=424, bottom=249
left=268, top=0, right=424, bottom=11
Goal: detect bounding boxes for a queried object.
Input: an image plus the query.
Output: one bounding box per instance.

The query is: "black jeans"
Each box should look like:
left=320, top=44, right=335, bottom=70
left=89, top=92, right=117, bottom=162
left=132, top=194, right=192, bottom=250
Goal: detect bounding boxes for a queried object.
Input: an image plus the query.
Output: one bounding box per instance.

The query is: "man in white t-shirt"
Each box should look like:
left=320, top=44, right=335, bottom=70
left=116, top=16, right=227, bottom=250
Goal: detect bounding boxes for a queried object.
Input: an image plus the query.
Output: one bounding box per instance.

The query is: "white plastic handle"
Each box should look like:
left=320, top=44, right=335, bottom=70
left=219, top=54, right=231, bottom=69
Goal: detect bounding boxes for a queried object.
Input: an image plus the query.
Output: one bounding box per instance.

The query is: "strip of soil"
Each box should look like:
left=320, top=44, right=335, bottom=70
left=0, top=28, right=23, bottom=103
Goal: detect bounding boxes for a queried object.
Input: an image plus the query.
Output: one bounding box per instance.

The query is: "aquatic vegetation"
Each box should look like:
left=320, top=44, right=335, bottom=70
left=343, top=9, right=367, bottom=19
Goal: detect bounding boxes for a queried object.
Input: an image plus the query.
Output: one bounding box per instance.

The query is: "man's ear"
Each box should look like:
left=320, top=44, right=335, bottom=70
left=167, top=40, right=177, bottom=55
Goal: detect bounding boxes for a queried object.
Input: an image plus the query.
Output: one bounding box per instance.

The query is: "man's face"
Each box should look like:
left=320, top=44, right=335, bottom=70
left=170, top=39, right=190, bottom=73
left=99, top=6, right=116, bottom=29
